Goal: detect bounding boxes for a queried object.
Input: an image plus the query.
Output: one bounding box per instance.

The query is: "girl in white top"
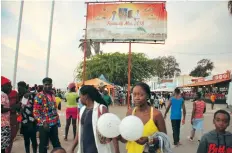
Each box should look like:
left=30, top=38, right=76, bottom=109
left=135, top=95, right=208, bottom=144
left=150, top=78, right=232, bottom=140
left=71, top=85, right=119, bottom=153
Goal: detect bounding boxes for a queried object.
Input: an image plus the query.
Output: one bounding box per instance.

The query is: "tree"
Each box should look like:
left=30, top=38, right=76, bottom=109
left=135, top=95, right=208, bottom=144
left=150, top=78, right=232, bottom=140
left=190, top=59, right=214, bottom=77
left=74, top=52, right=156, bottom=86
left=78, top=41, right=104, bottom=58
left=162, top=56, right=181, bottom=78
left=78, top=41, right=93, bottom=58
left=152, top=56, right=181, bottom=79
left=229, top=1, right=232, bottom=15
left=151, top=57, right=164, bottom=78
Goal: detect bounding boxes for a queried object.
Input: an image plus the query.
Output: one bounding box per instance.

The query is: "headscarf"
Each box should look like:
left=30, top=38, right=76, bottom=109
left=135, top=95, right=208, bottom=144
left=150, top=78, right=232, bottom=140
left=1, top=76, right=10, bottom=86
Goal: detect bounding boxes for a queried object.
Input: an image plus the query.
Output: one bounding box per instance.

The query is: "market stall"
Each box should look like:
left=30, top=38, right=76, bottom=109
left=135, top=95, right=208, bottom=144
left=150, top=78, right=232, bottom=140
left=180, top=71, right=231, bottom=104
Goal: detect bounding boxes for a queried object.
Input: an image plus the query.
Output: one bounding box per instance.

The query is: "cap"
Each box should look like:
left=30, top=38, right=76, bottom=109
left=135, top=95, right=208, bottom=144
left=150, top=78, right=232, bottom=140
left=68, top=83, right=76, bottom=89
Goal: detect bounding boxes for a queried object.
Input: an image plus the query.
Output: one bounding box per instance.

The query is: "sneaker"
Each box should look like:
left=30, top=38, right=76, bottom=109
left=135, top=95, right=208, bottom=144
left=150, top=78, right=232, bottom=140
left=187, top=136, right=193, bottom=141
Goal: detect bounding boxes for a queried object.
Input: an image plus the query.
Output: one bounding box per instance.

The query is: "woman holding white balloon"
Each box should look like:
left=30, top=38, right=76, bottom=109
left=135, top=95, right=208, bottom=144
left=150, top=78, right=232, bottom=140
left=70, top=85, right=119, bottom=153
left=118, top=82, right=167, bottom=153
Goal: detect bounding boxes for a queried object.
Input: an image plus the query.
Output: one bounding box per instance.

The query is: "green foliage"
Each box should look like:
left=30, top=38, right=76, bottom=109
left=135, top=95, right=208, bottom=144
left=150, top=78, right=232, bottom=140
left=189, top=59, right=214, bottom=77
left=78, top=41, right=104, bottom=59
left=75, top=52, right=156, bottom=86
left=152, top=56, right=181, bottom=78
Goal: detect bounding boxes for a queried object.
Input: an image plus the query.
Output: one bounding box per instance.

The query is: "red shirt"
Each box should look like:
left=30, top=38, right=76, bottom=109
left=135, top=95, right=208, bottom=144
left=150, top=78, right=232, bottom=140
left=194, top=100, right=205, bottom=119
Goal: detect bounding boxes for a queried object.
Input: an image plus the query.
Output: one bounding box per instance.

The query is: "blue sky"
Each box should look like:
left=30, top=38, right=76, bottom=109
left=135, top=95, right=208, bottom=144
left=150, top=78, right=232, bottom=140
left=1, top=1, right=232, bottom=88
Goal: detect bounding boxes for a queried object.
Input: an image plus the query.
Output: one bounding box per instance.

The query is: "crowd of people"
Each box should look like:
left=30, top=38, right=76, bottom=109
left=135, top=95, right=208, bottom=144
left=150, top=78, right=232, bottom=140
left=182, top=91, right=228, bottom=100
left=1, top=76, right=232, bottom=153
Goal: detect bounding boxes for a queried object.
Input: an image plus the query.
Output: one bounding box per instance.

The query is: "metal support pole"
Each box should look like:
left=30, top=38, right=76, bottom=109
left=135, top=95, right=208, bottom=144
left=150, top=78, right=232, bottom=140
left=46, top=0, right=55, bottom=77
left=82, top=39, right=87, bottom=85
left=127, top=42, right=132, bottom=109
left=12, top=1, right=24, bottom=89
left=82, top=4, right=89, bottom=85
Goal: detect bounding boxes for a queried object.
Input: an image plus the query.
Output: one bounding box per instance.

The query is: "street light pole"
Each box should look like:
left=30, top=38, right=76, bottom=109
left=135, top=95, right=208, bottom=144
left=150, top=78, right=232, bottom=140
left=46, top=0, right=55, bottom=77
left=12, top=1, right=24, bottom=89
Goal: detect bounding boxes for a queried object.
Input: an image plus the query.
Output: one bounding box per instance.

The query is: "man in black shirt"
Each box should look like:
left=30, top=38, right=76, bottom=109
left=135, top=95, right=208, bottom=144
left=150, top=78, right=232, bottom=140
left=18, top=81, right=37, bottom=153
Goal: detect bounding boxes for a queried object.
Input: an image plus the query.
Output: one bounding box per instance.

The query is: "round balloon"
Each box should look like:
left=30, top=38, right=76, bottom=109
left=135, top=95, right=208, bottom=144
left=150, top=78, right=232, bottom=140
left=119, top=115, right=144, bottom=141
left=97, top=113, right=121, bottom=138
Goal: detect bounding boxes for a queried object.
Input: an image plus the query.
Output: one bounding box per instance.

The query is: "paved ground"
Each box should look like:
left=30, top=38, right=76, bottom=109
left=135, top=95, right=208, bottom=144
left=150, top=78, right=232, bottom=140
left=11, top=101, right=232, bottom=153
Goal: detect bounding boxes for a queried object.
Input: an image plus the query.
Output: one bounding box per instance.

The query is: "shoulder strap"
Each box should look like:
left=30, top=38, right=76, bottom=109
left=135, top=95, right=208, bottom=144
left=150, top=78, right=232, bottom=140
left=132, top=107, right=136, bottom=115
left=150, top=107, right=153, bottom=120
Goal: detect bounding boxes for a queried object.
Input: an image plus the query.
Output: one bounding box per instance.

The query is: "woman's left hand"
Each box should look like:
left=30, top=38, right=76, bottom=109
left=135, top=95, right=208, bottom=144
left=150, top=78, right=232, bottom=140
left=136, top=137, right=148, bottom=145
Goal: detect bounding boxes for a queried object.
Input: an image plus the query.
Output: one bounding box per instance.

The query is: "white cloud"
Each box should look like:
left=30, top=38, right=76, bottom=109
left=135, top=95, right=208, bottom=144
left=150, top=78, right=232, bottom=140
left=2, top=37, right=47, bottom=60
left=1, top=1, right=232, bottom=88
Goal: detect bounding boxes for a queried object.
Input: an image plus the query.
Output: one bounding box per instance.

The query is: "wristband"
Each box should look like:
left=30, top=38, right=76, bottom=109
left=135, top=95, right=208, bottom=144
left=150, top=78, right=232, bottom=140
left=148, top=136, right=154, bottom=144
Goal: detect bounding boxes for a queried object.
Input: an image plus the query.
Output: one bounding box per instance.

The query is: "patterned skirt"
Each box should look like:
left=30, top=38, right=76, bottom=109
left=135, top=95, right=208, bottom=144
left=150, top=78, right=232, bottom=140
left=1, top=126, right=11, bottom=150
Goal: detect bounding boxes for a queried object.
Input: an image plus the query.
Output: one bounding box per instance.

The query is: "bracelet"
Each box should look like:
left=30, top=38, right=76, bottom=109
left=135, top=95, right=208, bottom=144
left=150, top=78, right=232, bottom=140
left=148, top=136, right=153, bottom=144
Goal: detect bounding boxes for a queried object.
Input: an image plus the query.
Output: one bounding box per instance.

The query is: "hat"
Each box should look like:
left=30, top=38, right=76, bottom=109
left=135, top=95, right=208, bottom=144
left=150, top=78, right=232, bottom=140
left=1, top=76, right=10, bottom=86
left=68, top=83, right=76, bottom=89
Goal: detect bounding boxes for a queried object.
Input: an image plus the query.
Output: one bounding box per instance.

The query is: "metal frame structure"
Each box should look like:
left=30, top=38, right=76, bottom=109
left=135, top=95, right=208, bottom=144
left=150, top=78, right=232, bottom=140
left=82, top=1, right=166, bottom=109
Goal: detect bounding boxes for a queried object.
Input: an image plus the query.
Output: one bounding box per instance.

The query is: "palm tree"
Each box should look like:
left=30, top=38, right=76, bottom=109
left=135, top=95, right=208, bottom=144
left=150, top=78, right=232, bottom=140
left=78, top=41, right=93, bottom=58
left=78, top=41, right=105, bottom=58
left=229, top=1, right=232, bottom=15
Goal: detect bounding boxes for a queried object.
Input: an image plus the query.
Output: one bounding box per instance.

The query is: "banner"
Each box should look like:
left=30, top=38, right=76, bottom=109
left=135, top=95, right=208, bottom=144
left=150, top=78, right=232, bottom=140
left=213, top=72, right=231, bottom=81
left=86, top=3, right=167, bottom=41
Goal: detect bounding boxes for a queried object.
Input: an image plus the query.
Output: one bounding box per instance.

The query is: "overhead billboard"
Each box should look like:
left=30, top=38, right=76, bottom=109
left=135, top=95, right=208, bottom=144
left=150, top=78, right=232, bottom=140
left=86, top=2, right=167, bottom=42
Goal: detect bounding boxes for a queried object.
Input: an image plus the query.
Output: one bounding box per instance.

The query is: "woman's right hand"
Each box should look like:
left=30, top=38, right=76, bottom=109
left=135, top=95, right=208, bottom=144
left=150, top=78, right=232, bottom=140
left=136, top=137, right=148, bottom=145
left=116, top=135, right=127, bottom=143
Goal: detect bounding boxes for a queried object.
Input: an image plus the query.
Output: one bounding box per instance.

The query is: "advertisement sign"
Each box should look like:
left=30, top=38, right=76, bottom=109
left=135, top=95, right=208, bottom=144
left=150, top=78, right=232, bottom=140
left=196, top=78, right=205, bottom=83
left=213, top=72, right=231, bottom=81
left=86, top=3, right=167, bottom=41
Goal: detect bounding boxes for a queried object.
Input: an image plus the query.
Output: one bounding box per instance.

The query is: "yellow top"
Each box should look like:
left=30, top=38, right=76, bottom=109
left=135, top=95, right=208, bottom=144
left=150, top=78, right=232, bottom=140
left=55, top=97, right=62, bottom=108
left=126, top=107, right=159, bottom=153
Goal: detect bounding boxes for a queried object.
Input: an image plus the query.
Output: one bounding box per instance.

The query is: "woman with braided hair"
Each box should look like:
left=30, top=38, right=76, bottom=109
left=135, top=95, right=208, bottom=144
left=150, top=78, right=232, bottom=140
left=71, top=85, right=119, bottom=153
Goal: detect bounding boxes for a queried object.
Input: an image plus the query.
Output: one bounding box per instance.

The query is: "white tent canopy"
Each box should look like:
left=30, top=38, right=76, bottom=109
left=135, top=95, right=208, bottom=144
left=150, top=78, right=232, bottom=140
left=153, top=88, right=175, bottom=92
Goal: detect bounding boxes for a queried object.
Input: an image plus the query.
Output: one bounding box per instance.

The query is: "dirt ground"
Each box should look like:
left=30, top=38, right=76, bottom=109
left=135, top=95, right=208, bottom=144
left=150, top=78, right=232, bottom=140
left=11, top=101, right=231, bottom=153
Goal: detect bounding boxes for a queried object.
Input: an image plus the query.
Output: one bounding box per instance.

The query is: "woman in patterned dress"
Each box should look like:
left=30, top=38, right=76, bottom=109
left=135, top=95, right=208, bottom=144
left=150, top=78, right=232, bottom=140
left=1, top=76, right=12, bottom=153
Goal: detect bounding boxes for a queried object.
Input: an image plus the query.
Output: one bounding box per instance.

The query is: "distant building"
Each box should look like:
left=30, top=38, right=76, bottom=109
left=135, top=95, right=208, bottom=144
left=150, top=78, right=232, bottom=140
left=145, top=77, right=159, bottom=91
left=173, top=75, right=194, bottom=87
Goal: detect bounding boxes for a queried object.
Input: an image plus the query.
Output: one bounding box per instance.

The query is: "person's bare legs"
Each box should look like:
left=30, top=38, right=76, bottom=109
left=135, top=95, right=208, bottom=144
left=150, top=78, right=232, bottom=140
left=197, top=129, right=204, bottom=142
left=64, top=118, right=71, bottom=141
left=72, top=118, right=77, bottom=140
left=190, top=128, right=196, bottom=140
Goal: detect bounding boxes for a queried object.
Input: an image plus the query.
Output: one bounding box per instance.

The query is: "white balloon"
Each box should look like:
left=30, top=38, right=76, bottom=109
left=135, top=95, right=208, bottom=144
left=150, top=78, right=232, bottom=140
left=119, top=115, right=144, bottom=141
left=97, top=113, right=121, bottom=138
